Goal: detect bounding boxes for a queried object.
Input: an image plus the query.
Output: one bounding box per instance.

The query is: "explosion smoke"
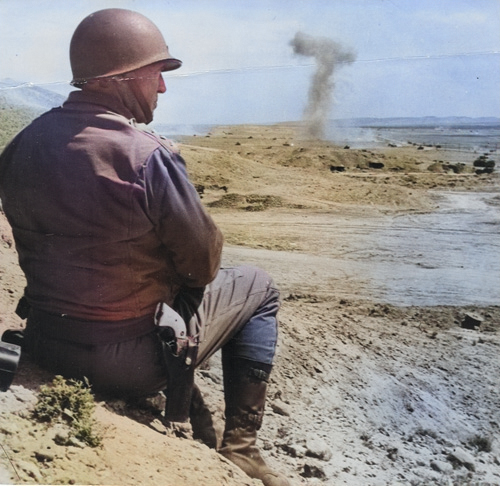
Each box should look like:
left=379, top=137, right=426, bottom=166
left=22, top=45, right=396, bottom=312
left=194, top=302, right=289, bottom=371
left=290, top=32, right=356, bottom=139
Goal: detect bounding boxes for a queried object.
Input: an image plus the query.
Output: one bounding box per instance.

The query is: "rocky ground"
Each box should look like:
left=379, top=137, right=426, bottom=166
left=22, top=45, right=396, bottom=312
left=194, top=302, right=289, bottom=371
left=1, top=123, right=499, bottom=485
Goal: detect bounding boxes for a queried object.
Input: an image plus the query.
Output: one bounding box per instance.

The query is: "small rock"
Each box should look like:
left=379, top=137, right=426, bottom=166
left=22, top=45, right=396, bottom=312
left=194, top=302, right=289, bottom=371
left=462, top=312, right=484, bottom=329
left=313, top=363, right=324, bottom=373
left=305, top=438, right=332, bottom=461
left=301, top=462, right=326, bottom=479
left=199, top=370, right=223, bottom=385
left=149, top=418, right=167, bottom=435
left=387, top=447, right=398, bottom=461
left=105, top=399, right=127, bottom=413
left=67, top=436, right=86, bottom=448
left=262, top=440, right=273, bottom=451
left=54, top=431, right=70, bottom=445
left=448, top=447, right=476, bottom=471
left=270, top=399, right=291, bottom=417
left=430, top=460, right=453, bottom=473
left=280, top=442, right=307, bottom=458
left=34, top=450, right=55, bottom=463
left=330, top=165, right=345, bottom=173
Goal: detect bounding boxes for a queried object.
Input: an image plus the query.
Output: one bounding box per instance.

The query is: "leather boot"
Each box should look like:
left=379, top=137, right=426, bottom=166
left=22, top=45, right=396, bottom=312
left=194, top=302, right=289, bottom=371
left=219, top=357, right=290, bottom=486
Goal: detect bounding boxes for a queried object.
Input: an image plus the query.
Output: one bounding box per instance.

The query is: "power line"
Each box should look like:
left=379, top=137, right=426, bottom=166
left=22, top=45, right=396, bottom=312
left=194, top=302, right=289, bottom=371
left=1, top=50, right=498, bottom=90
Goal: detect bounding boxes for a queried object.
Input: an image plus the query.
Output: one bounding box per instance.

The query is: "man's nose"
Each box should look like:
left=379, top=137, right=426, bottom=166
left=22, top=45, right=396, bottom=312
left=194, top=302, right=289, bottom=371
left=158, top=75, right=167, bottom=94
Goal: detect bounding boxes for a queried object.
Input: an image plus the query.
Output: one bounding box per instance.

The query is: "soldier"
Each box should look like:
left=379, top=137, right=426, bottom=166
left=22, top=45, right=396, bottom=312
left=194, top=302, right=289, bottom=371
left=0, top=9, right=289, bottom=486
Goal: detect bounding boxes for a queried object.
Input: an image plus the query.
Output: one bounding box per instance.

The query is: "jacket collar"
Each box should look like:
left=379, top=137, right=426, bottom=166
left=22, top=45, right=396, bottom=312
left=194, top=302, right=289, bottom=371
left=63, top=90, right=136, bottom=121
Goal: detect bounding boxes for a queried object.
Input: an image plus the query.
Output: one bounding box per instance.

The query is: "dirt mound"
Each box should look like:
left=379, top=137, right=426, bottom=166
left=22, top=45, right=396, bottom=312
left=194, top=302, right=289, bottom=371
left=180, top=123, right=498, bottom=215
left=208, top=193, right=286, bottom=211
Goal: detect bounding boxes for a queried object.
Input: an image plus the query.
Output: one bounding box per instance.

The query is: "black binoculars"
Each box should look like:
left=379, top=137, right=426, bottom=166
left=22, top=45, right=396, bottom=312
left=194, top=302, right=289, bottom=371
left=0, top=339, right=21, bottom=392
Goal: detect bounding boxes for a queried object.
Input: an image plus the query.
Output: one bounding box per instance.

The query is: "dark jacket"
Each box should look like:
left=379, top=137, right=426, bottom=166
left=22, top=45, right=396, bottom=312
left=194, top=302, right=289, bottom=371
left=0, top=90, right=223, bottom=321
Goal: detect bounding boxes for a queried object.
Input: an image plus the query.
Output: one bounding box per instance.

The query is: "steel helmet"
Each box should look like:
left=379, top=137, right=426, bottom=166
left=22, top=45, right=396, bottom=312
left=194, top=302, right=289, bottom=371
left=70, top=8, right=182, bottom=86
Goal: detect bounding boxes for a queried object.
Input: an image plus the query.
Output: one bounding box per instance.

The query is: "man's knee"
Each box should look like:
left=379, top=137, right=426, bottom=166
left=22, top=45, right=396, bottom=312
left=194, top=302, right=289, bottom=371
left=222, top=266, right=280, bottom=365
left=235, top=265, right=279, bottom=302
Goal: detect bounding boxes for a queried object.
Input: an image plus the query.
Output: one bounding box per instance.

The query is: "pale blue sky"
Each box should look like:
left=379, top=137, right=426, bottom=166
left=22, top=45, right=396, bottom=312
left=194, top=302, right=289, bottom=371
left=1, top=0, right=499, bottom=126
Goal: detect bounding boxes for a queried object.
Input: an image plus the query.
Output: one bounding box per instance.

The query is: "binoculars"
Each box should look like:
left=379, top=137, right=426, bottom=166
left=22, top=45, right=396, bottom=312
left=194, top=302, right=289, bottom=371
left=0, top=338, right=21, bottom=392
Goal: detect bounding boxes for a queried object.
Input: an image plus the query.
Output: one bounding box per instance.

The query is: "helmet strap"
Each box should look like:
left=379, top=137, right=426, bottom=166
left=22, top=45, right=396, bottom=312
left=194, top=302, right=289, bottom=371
left=111, top=74, right=154, bottom=124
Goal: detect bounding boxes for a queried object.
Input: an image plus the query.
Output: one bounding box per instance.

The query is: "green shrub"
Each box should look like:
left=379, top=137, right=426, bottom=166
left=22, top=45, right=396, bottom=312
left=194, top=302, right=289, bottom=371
left=33, top=375, right=101, bottom=447
left=0, top=105, right=37, bottom=151
left=468, top=434, right=492, bottom=453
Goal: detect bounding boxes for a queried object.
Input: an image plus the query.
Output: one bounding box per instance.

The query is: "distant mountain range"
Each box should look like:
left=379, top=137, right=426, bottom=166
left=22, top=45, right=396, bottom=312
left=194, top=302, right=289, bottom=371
left=0, top=78, right=66, bottom=114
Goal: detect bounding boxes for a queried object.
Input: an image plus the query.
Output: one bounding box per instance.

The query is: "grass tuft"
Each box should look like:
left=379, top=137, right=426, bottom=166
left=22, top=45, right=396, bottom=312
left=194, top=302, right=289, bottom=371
left=33, top=375, right=102, bottom=447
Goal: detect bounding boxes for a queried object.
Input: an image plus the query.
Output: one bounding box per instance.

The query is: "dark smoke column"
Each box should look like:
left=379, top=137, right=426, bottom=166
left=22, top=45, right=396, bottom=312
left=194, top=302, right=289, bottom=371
left=291, top=32, right=356, bottom=139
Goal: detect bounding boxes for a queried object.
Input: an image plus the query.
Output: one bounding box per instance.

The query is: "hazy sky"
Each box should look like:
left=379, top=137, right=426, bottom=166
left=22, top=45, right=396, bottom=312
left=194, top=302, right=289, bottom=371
left=1, top=0, right=499, bottom=126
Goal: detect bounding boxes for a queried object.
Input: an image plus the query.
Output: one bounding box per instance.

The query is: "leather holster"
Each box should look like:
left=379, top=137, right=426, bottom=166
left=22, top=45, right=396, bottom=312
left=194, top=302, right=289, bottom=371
left=159, top=332, right=199, bottom=423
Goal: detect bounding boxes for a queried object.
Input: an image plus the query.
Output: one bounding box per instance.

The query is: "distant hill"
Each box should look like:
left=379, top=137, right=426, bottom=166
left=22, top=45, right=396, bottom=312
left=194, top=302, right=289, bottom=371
left=0, top=79, right=66, bottom=150
left=0, top=79, right=65, bottom=113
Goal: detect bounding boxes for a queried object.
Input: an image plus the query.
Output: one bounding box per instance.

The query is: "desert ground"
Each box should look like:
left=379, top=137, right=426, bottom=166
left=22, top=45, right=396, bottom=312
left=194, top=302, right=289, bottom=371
left=1, top=123, right=499, bottom=486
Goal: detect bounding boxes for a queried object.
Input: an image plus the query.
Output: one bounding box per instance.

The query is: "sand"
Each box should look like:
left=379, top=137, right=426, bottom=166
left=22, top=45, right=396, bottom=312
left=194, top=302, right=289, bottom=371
left=1, top=123, right=499, bottom=485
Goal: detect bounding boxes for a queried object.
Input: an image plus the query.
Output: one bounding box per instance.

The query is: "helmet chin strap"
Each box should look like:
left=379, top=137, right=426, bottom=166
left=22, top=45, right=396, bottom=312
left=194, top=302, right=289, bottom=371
left=113, top=76, right=154, bottom=124
left=128, top=79, right=154, bottom=124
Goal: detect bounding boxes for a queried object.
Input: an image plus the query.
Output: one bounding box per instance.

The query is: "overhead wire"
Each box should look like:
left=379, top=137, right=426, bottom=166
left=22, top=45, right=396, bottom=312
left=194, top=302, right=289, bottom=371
left=0, top=49, right=498, bottom=91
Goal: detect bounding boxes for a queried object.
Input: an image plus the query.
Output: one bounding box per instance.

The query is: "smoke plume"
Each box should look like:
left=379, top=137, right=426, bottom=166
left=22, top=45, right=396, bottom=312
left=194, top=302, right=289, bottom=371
left=290, top=32, right=356, bottom=139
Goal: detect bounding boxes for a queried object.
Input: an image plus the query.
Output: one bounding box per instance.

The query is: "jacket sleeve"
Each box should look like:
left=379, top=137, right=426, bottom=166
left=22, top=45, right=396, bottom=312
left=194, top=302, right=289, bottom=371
left=142, top=146, right=223, bottom=288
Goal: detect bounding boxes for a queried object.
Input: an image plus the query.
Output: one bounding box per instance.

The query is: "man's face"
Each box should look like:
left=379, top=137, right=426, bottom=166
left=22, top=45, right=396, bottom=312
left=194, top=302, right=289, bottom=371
left=131, top=62, right=167, bottom=115
left=114, top=61, right=167, bottom=124
left=85, top=61, right=167, bottom=124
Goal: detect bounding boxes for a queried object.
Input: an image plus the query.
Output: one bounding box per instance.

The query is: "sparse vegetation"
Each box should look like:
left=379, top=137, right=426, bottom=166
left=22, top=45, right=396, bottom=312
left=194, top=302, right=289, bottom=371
left=32, top=375, right=102, bottom=447
left=0, top=105, right=37, bottom=150
left=414, top=427, right=438, bottom=439
left=468, top=434, right=493, bottom=453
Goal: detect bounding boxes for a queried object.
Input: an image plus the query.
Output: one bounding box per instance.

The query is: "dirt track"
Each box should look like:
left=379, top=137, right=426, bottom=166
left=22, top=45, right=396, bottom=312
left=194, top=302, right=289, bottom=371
left=1, top=124, right=499, bottom=485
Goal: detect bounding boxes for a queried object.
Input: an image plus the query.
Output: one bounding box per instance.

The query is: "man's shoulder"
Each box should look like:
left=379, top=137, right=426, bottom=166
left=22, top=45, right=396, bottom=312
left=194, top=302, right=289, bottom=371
left=94, top=114, right=179, bottom=156
left=129, top=122, right=180, bottom=155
